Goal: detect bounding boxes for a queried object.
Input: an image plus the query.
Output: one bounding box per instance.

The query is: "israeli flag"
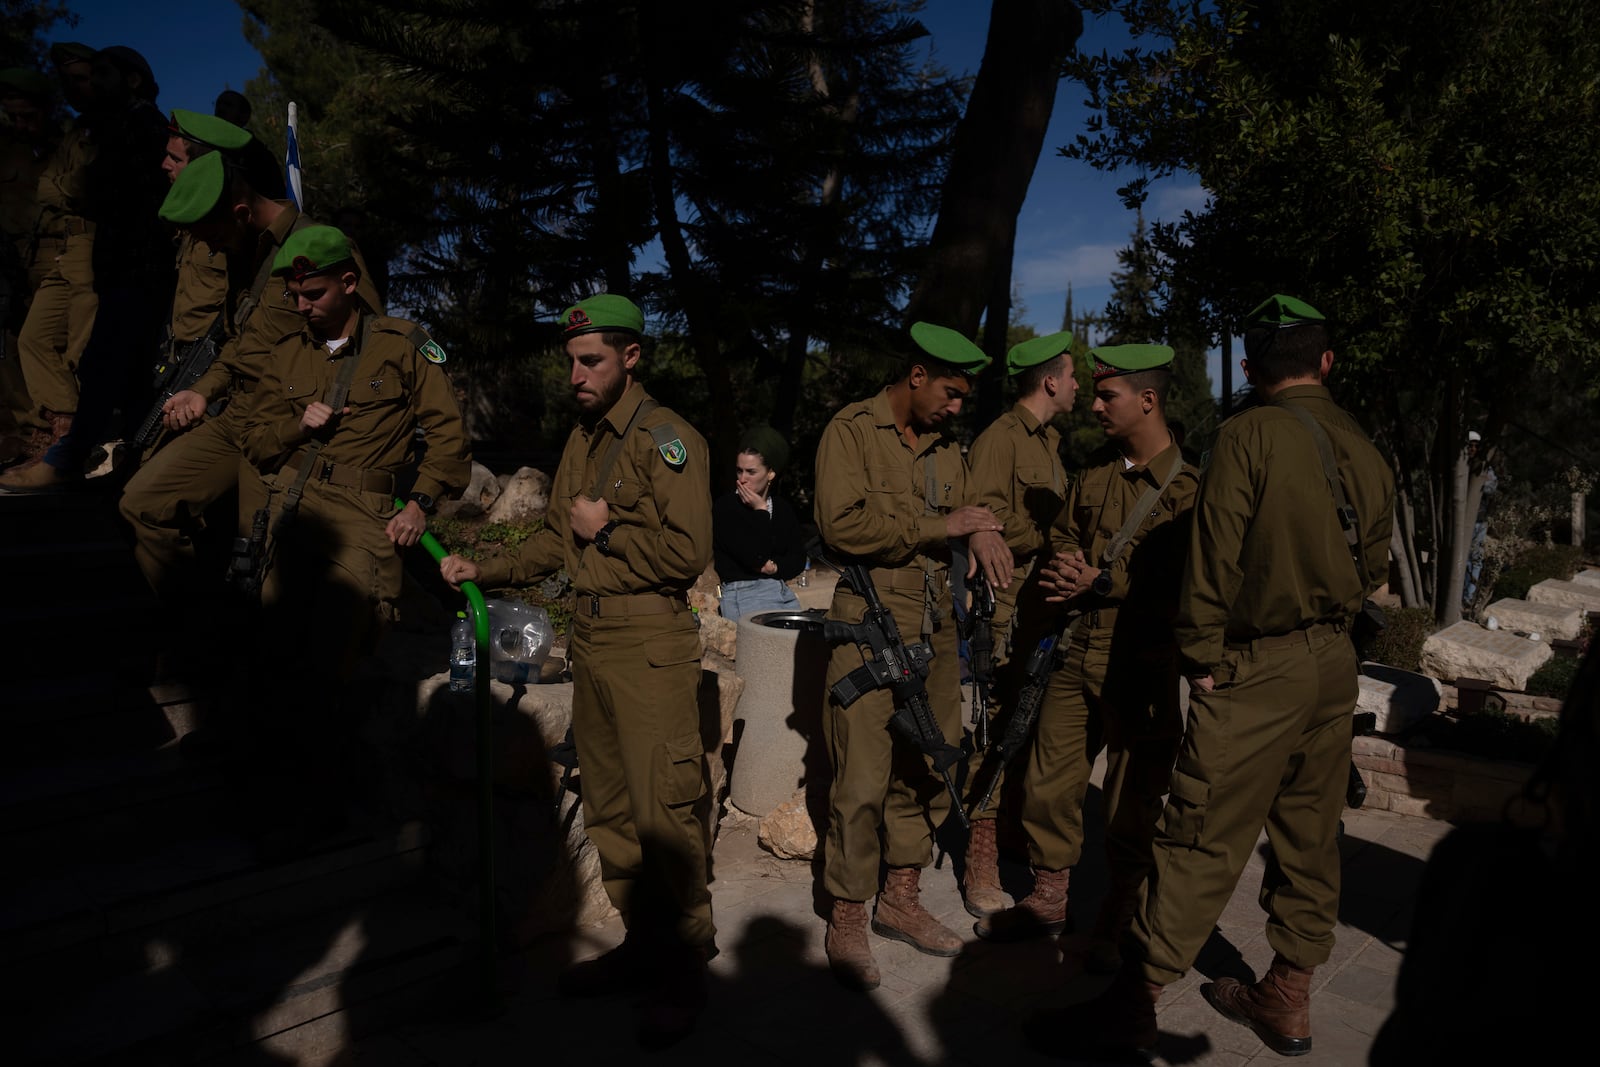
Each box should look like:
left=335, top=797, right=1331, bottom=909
left=285, top=102, right=303, bottom=208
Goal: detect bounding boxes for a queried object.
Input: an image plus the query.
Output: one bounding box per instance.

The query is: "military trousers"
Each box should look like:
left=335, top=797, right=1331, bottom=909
left=119, top=404, right=267, bottom=601
left=1019, top=631, right=1183, bottom=888
left=822, top=579, right=961, bottom=902
left=1135, top=625, right=1357, bottom=984
left=16, top=231, right=96, bottom=417
left=569, top=607, right=715, bottom=951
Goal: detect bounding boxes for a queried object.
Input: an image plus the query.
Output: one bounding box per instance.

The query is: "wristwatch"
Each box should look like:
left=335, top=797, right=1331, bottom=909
left=407, top=491, right=436, bottom=514
left=1090, top=568, right=1113, bottom=597
left=593, top=520, right=618, bottom=556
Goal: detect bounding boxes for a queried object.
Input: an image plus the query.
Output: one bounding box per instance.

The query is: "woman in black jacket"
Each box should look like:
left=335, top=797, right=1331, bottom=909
left=713, top=425, right=806, bottom=621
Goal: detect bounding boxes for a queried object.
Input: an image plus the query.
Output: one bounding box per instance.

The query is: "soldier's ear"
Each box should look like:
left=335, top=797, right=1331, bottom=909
left=908, top=363, right=928, bottom=389
left=621, top=341, right=642, bottom=372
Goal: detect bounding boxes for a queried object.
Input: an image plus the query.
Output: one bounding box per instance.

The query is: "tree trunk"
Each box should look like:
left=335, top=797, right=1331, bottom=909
left=904, top=0, right=1082, bottom=338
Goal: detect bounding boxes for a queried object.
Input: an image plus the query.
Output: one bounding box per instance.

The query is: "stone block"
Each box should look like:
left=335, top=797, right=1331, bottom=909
left=1525, top=578, right=1600, bottom=613
left=757, top=788, right=819, bottom=860
left=1356, top=664, right=1440, bottom=734
left=1419, top=620, right=1552, bottom=691
left=729, top=611, right=829, bottom=818
left=1571, top=568, right=1600, bottom=588
left=484, top=466, right=551, bottom=524
left=437, top=460, right=502, bottom=518
left=1484, top=598, right=1584, bottom=641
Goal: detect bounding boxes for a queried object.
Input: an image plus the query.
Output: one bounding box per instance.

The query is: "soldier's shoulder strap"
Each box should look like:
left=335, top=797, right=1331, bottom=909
left=589, top=397, right=659, bottom=498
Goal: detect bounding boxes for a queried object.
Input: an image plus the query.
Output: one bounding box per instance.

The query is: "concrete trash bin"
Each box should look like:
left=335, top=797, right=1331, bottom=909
left=730, top=609, right=830, bottom=817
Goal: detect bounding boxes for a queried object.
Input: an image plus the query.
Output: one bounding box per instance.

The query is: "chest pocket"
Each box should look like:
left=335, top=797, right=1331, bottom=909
left=609, top=477, right=645, bottom=511
left=350, top=374, right=406, bottom=408
left=1017, top=464, right=1057, bottom=490
left=865, top=465, right=910, bottom=497
left=281, top=377, right=317, bottom=404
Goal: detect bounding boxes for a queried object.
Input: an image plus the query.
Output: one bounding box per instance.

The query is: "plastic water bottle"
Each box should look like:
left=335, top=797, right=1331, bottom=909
left=449, top=612, right=475, bottom=693
left=798, top=559, right=810, bottom=587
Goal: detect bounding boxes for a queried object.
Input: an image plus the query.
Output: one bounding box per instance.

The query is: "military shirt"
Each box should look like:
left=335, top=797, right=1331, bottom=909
left=240, top=312, right=470, bottom=504
left=966, top=402, right=1068, bottom=598
left=1052, top=439, right=1198, bottom=649
left=190, top=203, right=384, bottom=409
left=169, top=232, right=228, bottom=341
left=475, top=383, right=712, bottom=598
left=1175, top=384, right=1395, bottom=672
left=1, top=138, right=47, bottom=262
left=33, top=116, right=93, bottom=227
left=814, top=386, right=967, bottom=571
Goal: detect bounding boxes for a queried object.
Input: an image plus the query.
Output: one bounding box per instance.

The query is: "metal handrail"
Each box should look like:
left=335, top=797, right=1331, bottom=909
left=405, top=507, right=499, bottom=1011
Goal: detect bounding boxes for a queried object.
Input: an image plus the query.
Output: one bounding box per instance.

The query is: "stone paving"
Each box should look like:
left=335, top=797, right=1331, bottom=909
left=354, top=759, right=1453, bottom=1067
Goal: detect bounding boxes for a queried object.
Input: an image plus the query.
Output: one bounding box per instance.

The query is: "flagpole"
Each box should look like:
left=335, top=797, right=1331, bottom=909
left=285, top=102, right=303, bottom=208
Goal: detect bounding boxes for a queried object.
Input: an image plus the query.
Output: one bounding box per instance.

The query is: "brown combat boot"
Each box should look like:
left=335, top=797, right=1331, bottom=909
left=825, top=899, right=881, bottom=991
left=1023, top=960, right=1163, bottom=1056
left=873, top=866, right=963, bottom=956
left=0, top=455, right=72, bottom=493
left=974, top=865, right=1069, bottom=941
left=1202, top=953, right=1314, bottom=1056
left=961, top=817, right=1010, bottom=918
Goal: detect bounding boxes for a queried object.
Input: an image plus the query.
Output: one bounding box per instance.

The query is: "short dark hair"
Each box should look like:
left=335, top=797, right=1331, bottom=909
left=598, top=330, right=641, bottom=354
left=916, top=356, right=979, bottom=383
left=1108, top=366, right=1171, bottom=405
left=1243, top=322, right=1329, bottom=385
left=1014, top=353, right=1067, bottom=397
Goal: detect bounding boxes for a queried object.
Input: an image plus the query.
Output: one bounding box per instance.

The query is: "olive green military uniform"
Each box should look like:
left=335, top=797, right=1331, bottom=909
left=15, top=115, right=95, bottom=419
left=119, top=202, right=383, bottom=599
left=1133, top=384, right=1393, bottom=984
left=1, top=131, right=51, bottom=438
left=1022, top=440, right=1197, bottom=900
left=169, top=231, right=227, bottom=343
left=815, top=386, right=968, bottom=902
left=241, top=311, right=469, bottom=672
left=961, top=402, right=1068, bottom=815
left=476, top=382, right=715, bottom=951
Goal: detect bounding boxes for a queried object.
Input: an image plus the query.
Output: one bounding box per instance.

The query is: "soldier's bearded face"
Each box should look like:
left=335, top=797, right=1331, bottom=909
left=568, top=333, right=639, bottom=415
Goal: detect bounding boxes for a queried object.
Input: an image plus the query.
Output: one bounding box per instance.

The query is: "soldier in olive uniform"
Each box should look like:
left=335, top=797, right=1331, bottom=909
left=979, top=344, right=1197, bottom=974
left=119, top=142, right=379, bottom=626
left=814, top=322, right=1011, bottom=992
left=958, top=330, right=1078, bottom=918
left=161, top=110, right=235, bottom=368
left=9, top=43, right=97, bottom=462
left=0, top=66, right=58, bottom=462
left=439, top=295, right=715, bottom=1049
left=1026, top=297, right=1394, bottom=1059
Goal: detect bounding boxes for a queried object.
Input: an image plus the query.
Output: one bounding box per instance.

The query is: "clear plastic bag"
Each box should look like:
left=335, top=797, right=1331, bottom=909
left=483, top=598, right=554, bottom=683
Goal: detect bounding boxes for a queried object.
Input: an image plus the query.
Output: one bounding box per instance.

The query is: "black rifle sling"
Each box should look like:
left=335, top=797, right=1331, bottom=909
left=233, top=213, right=313, bottom=334
left=273, top=317, right=369, bottom=533
left=588, top=397, right=659, bottom=500
left=1282, top=403, right=1368, bottom=584
left=1101, top=446, right=1186, bottom=568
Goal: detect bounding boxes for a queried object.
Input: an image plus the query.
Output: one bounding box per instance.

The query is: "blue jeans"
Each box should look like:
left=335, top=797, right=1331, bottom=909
left=719, top=578, right=801, bottom=622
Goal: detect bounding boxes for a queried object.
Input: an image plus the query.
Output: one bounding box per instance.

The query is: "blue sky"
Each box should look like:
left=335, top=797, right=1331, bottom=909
left=51, top=1, right=1208, bottom=360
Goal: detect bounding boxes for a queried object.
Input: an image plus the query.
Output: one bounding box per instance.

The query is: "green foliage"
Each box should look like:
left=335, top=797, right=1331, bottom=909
left=1492, top=543, right=1584, bottom=602
left=1066, top=0, right=1600, bottom=623
left=1428, top=709, right=1559, bottom=764
left=1527, top=654, right=1584, bottom=700
left=1366, top=606, right=1436, bottom=672
left=477, top=519, right=543, bottom=551
left=1, top=0, right=73, bottom=70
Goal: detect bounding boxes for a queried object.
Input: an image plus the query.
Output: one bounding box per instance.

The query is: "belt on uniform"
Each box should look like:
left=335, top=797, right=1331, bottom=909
left=573, top=592, right=688, bottom=618
left=1225, top=620, right=1344, bottom=653
left=865, top=565, right=945, bottom=593
left=284, top=450, right=396, bottom=495
left=233, top=378, right=256, bottom=394
left=62, top=217, right=94, bottom=237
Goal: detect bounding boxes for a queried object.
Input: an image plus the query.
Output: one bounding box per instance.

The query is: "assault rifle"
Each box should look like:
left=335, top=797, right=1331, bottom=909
left=964, top=576, right=996, bottom=750
left=967, top=614, right=1082, bottom=819
left=821, top=554, right=970, bottom=833
left=132, top=315, right=229, bottom=450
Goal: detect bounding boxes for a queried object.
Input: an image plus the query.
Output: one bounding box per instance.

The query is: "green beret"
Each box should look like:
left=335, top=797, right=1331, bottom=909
left=1007, top=330, right=1075, bottom=377
left=272, top=226, right=355, bottom=280
left=49, top=42, right=96, bottom=67
left=158, top=150, right=226, bottom=224
left=1089, top=343, right=1174, bottom=381
left=0, top=67, right=52, bottom=100
left=909, top=321, right=991, bottom=374
left=561, top=293, right=644, bottom=337
left=738, top=425, right=790, bottom=475
left=169, top=108, right=251, bottom=151
left=1244, top=294, right=1326, bottom=330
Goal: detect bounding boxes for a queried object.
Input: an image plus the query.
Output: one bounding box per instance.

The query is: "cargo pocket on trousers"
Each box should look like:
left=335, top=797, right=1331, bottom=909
left=1161, top=769, right=1210, bottom=847
left=658, top=731, right=706, bottom=808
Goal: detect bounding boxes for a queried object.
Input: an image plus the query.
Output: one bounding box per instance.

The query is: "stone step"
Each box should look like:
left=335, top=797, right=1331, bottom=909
left=3, top=817, right=432, bottom=986
left=1525, top=576, right=1600, bottom=613
left=0, top=674, right=200, bottom=768
left=14, top=878, right=472, bottom=1066
left=1483, top=597, right=1584, bottom=641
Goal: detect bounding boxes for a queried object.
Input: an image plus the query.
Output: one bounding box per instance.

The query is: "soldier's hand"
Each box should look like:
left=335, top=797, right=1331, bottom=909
left=760, top=559, right=778, bottom=575
left=1190, top=674, right=1216, bottom=693
left=162, top=389, right=207, bottom=431
left=570, top=495, right=610, bottom=540
left=387, top=501, right=426, bottom=547
left=944, top=505, right=1003, bottom=539
left=439, top=554, right=481, bottom=589
left=1040, top=550, right=1088, bottom=601
left=968, top=529, right=1013, bottom=589
left=300, top=401, right=349, bottom=432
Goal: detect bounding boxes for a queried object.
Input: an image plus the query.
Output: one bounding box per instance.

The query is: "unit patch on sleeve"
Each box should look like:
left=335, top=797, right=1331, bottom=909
left=419, top=340, right=448, bottom=364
